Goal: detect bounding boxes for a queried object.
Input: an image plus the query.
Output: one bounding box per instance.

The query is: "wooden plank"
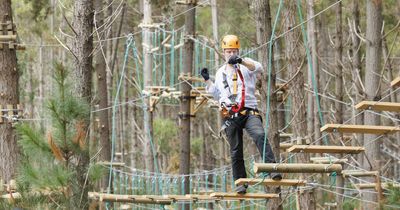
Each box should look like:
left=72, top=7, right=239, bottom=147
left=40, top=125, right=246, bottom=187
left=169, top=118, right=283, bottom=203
left=254, top=163, right=342, bottom=174
left=390, top=76, right=400, bottom=87
left=320, top=124, right=400, bottom=134
left=0, top=35, right=16, bottom=41
left=287, top=145, right=365, bottom=154
left=355, top=183, right=400, bottom=189
left=279, top=133, right=293, bottom=138
left=310, top=157, right=348, bottom=164
left=342, top=170, right=378, bottom=177
left=210, top=192, right=279, bottom=199
left=88, top=192, right=172, bottom=205
left=185, top=194, right=215, bottom=201
left=162, top=195, right=192, bottom=201
left=235, top=178, right=306, bottom=186
left=355, top=101, right=400, bottom=112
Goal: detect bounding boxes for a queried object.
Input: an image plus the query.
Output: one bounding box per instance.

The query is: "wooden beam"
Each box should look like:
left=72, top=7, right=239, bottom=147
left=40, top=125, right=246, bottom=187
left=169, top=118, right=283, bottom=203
left=88, top=192, right=172, bottom=205
left=320, top=124, right=400, bottom=134
left=0, top=35, right=16, bottom=41
left=390, top=76, right=400, bottom=87
left=310, top=157, right=348, bottom=164
left=342, top=170, right=378, bottom=177
left=254, top=163, right=342, bottom=173
left=287, top=145, right=365, bottom=154
left=279, top=133, right=293, bottom=138
left=185, top=194, right=216, bottom=201
left=210, top=192, right=279, bottom=199
left=235, top=178, right=306, bottom=186
left=355, top=101, right=400, bottom=112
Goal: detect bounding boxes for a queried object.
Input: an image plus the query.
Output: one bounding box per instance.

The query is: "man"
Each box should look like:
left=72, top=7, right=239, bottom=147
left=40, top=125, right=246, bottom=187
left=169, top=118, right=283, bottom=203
left=214, top=35, right=282, bottom=194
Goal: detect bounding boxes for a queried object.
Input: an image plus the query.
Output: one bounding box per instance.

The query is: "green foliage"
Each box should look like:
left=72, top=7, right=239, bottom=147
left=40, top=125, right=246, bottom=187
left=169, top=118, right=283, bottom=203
left=385, top=184, right=400, bottom=208
left=154, top=118, right=178, bottom=154
left=343, top=198, right=358, bottom=210
left=14, top=63, right=100, bottom=208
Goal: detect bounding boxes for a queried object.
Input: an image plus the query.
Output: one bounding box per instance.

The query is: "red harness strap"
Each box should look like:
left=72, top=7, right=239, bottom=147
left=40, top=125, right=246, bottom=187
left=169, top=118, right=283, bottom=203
left=231, top=66, right=245, bottom=113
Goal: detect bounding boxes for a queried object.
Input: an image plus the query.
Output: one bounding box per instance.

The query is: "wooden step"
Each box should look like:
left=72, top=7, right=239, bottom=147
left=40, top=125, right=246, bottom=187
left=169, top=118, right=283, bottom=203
left=235, top=178, right=306, bottom=186
left=88, top=192, right=172, bottom=204
left=342, top=170, right=378, bottom=177
left=355, top=101, right=400, bottom=112
left=287, top=145, right=365, bottom=154
left=210, top=192, right=279, bottom=199
left=253, top=163, right=342, bottom=174
left=320, top=124, right=400, bottom=134
left=355, top=183, right=400, bottom=189
left=390, top=76, right=400, bottom=87
left=310, top=157, right=348, bottom=164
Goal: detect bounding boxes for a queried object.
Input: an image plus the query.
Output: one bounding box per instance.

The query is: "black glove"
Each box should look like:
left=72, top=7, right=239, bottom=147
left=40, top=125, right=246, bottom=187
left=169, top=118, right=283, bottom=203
left=200, top=68, right=210, bottom=81
left=228, top=55, right=242, bottom=65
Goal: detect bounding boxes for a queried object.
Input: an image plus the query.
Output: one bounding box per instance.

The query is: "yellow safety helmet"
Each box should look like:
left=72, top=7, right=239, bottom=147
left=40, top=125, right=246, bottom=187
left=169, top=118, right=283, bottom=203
left=221, top=35, right=240, bottom=49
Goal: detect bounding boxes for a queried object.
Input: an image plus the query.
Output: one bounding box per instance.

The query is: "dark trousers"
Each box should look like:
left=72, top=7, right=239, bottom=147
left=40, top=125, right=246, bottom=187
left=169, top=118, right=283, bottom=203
left=224, top=114, right=276, bottom=181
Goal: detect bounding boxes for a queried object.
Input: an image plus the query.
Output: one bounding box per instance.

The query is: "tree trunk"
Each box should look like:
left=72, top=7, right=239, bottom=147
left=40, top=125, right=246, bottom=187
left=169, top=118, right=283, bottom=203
left=333, top=1, right=345, bottom=209
left=94, top=0, right=111, bottom=192
left=350, top=0, right=364, bottom=168
left=142, top=0, right=155, bottom=173
left=179, top=2, right=195, bottom=209
left=0, top=0, right=19, bottom=182
left=251, top=0, right=282, bottom=209
left=284, top=1, right=315, bottom=209
left=72, top=0, right=94, bottom=208
left=362, top=0, right=383, bottom=209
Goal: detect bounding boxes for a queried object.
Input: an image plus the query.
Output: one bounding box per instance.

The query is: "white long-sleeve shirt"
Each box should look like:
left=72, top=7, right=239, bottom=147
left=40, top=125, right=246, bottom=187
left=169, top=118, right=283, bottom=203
left=214, top=57, right=262, bottom=109
left=205, top=80, right=220, bottom=100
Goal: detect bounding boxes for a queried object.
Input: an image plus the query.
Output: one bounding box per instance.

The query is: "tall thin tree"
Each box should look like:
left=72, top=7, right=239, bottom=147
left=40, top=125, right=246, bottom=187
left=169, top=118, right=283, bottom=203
left=284, top=0, right=316, bottom=209
left=0, top=0, right=20, bottom=182
left=363, top=0, right=383, bottom=208
left=72, top=0, right=94, bottom=207
left=179, top=1, right=196, bottom=209
left=251, top=0, right=282, bottom=208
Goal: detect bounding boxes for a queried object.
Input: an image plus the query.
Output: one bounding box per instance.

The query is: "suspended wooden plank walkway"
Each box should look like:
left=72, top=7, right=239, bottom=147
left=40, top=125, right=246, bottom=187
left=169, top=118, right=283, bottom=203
left=310, top=157, right=348, bottom=164
left=253, top=163, right=342, bottom=174
left=88, top=192, right=172, bottom=205
left=355, top=101, right=400, bottom=112
left=287, top=145, right=365, bottom=154
left=235, top=178, right=306, bottom=186
left=320, top=124, right=400, bottom=134
left=342, top=170, right=378, bottom=177
left=210, top=192, right=279, bottom=200
left=390, top=76, right=400, bottom=87
left=355, top=183, right=400, bottom=189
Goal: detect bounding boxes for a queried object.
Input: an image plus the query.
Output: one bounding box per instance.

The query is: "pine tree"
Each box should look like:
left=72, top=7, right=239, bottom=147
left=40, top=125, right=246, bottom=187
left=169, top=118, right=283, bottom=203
left=2, top=64, right=103, bottom=209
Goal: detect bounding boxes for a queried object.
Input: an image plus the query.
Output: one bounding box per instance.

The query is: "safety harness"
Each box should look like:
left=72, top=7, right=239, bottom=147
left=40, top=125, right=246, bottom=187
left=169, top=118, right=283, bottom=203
left=231, top=65, right=245, bottom=113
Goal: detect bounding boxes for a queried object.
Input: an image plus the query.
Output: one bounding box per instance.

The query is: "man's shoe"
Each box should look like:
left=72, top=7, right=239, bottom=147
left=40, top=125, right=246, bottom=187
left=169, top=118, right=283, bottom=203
left=271, top=172, right=282, bottom=181
left=235, top=184, right=248, bottom=194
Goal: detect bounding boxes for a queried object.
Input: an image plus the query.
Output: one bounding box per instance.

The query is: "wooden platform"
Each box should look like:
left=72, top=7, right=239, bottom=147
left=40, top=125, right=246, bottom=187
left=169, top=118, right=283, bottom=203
left=390, top=76, right=400, bottom=87
left=355, top=183, right=400, bottom=189
left=235, top=178, right=306, bottom=186
left=210, top=192, right=279, bottom=199
left=253, top=163, right=342, bottom=174
left=320, top=124, right=400, bottom=134
left=310, top=157, right=348, bottom=164
left=287, top=145, right=365, bottom=154
left=88, top=192, right=172, bottom=204
left=355, top=101, right=400, bottom=112
left=342, top=170, right=378, bottom=177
